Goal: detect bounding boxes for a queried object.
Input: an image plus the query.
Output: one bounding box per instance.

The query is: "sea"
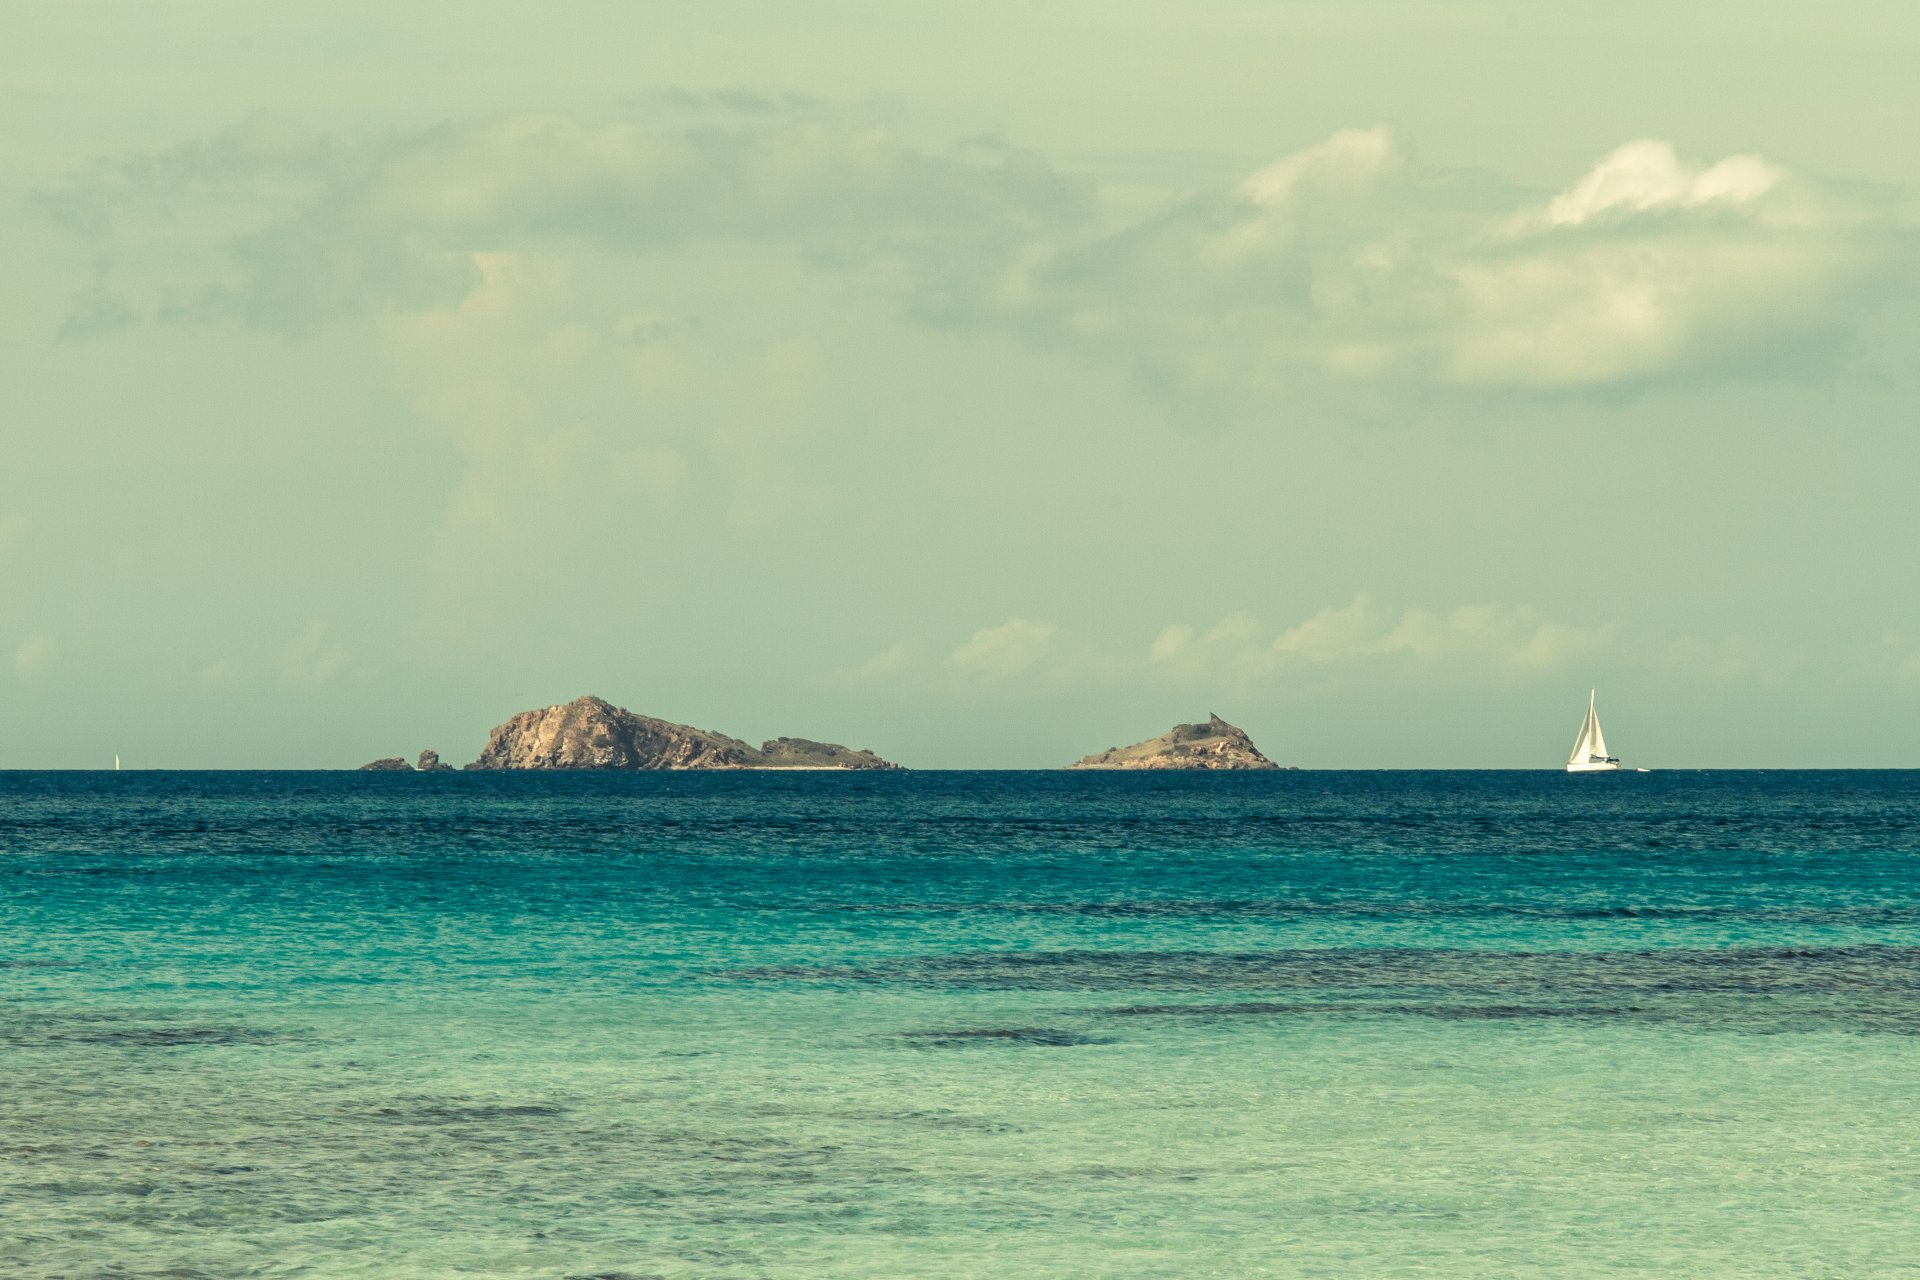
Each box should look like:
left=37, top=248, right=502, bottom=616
left=3, top=770, right=1918, bottom=1279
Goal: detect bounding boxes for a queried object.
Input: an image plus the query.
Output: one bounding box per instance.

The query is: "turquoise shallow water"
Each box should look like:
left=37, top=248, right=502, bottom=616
left=4, top=770, right=1919, bottom=1278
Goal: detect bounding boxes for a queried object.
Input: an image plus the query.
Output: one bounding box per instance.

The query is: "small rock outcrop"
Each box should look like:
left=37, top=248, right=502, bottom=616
left=416, top=750, right=455, bottom=773
left=754, top=737, right=898, bottom=769
left=359, top=757, right=413, bottom=772
left=465, top=696, right=900, bottom=771
left=1067, top=713, right=1281, bottom=770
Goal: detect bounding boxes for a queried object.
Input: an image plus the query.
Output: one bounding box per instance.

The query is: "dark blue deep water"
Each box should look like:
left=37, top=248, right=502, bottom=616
left=4, top=771, right=1919, bottom=1277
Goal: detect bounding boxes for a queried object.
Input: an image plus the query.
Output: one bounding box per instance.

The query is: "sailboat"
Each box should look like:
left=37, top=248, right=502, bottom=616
left=1566, top=690, right=1620, bottom=773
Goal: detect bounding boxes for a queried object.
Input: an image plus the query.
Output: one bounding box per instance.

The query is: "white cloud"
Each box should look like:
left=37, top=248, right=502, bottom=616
left=950, top=618, right=1058, bottom=681
left=13, top=633, right=56, bottom=679
left=357, top=113, right=1089, bottom=254
left=1657, top=634, right=1802, bottom=684
left=1148, top=598, right=1827, bottom=690
left=1271, top=596, right=1382, bottom=663
left=1370, top=603, right=1612, bottom=668
left=1239, top=126, right=1400, bottom=208
left=1204, top=125, right=1403, bottom=267
left=900, top=605, right=1821, bottom=703
left=1000, top=128, right=1903, bottom=392
left=1542, top=140, right=1782, bottom=228
left=379, top=249, right=692, bottom=524
left=1266, top=595, right=1611, bottom=670
left=997, top=597, right=1612, bottom=689
left=1150, top=612, right=1279, bottom=683
left=280, top=622, right=346, bottom=686
left=44, top=103, right=1091, bottom=335
left=1148, top=623, right=1194, bottom=664
left=40, top=110, right=1911, bottom=417
left=858, top=641, right=915, bottom=677
left=38, top=104, right=1100, bottom=606
left=1436, top=142, right=1867, bottom=387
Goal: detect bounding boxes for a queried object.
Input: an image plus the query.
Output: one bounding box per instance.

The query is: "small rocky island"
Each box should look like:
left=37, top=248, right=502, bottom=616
left=358, top=750, right=458, bottom=772
left=1068, top=713, right=1282, bottom=770
left=465, top=695, right=899, bottom=771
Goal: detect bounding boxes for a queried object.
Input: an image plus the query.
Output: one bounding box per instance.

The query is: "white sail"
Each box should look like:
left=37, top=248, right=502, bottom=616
left=1566, top=691, right=1620, bottom=773
left=1566, top=696, right=1594, bottom=766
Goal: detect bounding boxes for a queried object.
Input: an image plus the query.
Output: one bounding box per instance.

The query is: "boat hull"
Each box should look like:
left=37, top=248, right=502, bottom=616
left=1566, top=761, right=1620, bottom=774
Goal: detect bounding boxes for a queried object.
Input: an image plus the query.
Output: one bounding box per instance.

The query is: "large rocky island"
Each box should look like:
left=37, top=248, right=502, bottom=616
left=464, top=695, right=900, bottom=771
left=1068, top=713, right=1282, bottom=770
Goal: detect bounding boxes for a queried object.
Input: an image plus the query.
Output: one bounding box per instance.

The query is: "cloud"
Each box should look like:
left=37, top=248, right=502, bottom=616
left=858, top=641, right=915, bottom=678
left=280, top=622, right=346, bottom=686
left=1205, top=126, right=1404, bottom=268
left=42, top=102, right=1092, bottom=336
left=1269, top=596, right=1383, bottom=664
left=38, top=109, right=1912, bottom=417
left=13, top=634, right=57, bottom=680
left=872, top=603, right=1842, bottom=707
left=55, top=286, right=141, bottom=342
left=1149, top=598, right=1832, bottom=691
left=378, top=248, right=692, bottom=538
left=1870, top=631, right=1920, bottom=687
left=950, top=618, right=1059, bottom=681
left=1657, top=633, right=1803, bottom=685
left=997, top=128, right=1908, bottom=392
left=1541, top=141, right=1782, bottom=227
left=928, top=598, right=1606, bottom=691
left=1148, top=612, right=1279, bottom=683
left=1436, top=142, right=1883, bottom=387
left=1152, top=595, right=1612, bottom=680
left=1148, top=623, right=1194, bottom=663
left=35, top=103, right=1098, bottom=589
left=1372, top=603, right=1612, bottom=668
left=358, top=113, right=1086, bottom=253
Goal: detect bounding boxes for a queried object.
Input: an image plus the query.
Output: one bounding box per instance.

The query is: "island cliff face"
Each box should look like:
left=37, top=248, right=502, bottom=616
left=1068, top=713, right=1281, bottom=770
left=466, top=696, right=900, bottom=771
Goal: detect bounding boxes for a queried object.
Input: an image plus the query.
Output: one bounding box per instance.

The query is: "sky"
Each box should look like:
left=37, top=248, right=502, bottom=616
left=4, top=1, right=1919, bottom=768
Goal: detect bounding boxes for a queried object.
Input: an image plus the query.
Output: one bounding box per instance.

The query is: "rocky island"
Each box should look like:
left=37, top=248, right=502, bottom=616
left=1068, top=713, right=1282, bottom=770
left=464, top=695, right=900, bottom=771
left=358, top=749, right=457, bottom=772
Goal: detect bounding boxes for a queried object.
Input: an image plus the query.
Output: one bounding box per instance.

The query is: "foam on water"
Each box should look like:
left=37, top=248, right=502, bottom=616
left=3, top=771, right=1919, bottom=1277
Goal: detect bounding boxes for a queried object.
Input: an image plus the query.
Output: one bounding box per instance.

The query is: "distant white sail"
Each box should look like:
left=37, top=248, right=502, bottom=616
left=1586, top=713, right=1608, bottom=763
left=1566, top=691, right=1620, bottom=773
